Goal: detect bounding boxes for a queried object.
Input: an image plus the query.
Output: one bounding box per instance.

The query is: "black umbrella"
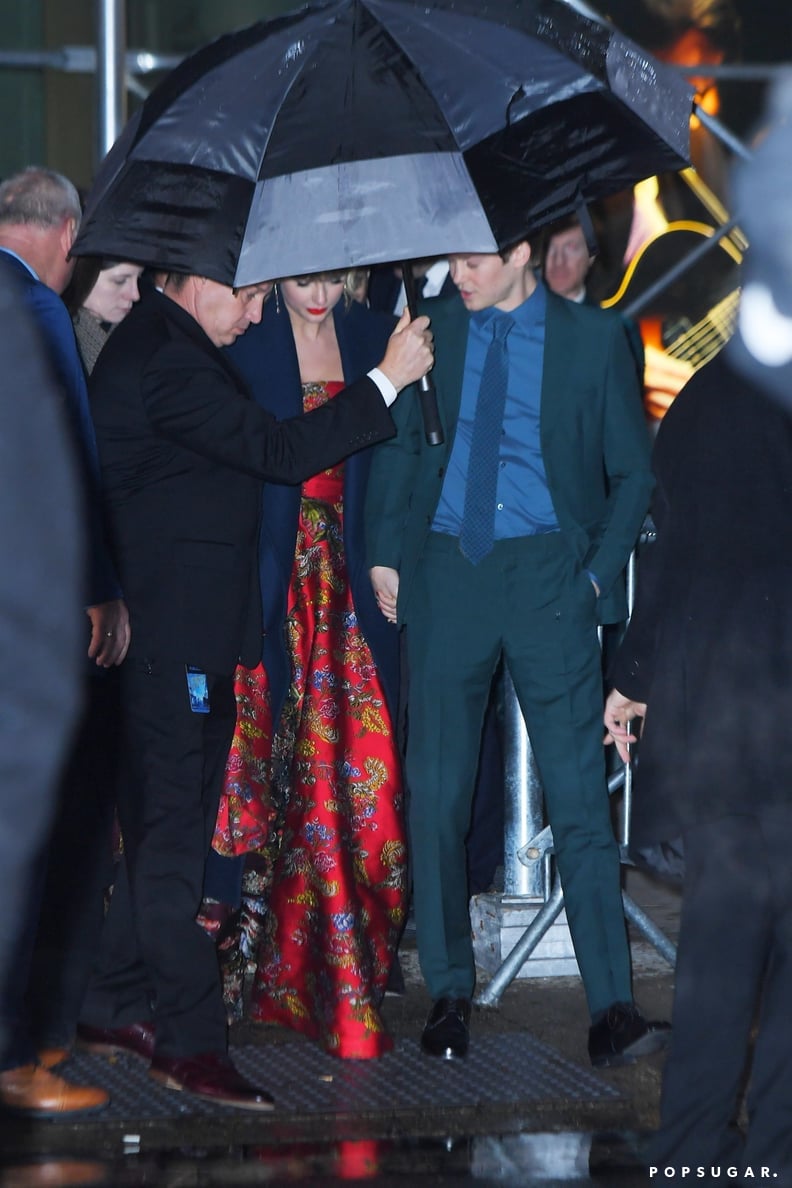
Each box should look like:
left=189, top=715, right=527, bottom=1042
left=73, top=0, right=693, bottom=287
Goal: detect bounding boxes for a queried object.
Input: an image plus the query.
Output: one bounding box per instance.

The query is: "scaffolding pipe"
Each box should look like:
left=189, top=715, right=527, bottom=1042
left=96, top=0, right=127, bottom=163
left=501, top=665, right=546, bottom=898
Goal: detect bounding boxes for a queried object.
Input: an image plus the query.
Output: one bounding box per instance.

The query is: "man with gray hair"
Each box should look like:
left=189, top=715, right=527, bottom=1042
left=0, top=167, right=129, bottom=659
left=0, top=166, right=128, bottom=1117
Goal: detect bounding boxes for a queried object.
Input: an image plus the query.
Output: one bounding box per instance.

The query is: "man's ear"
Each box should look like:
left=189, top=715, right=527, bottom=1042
left=509, top=240, right=532, bottom=268
left=61, top=216, right=78, bottom=259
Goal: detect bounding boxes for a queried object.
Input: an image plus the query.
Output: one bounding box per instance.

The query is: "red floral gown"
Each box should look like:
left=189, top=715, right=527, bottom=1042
left=212, top=381, right=406, bottom=1059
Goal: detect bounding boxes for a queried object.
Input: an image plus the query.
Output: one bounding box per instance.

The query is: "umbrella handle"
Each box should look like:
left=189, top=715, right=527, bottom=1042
left=401, top=262, right=444, bottom=446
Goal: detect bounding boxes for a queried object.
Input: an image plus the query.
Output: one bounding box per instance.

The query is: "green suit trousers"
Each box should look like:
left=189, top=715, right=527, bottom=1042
left=404, top=531, right=632, bottom=1017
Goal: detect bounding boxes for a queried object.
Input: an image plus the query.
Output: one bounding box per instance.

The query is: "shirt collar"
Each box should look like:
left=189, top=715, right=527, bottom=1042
left=472, top=278, right=547, bottom=335
left=421, top=259, right=450, bottom=297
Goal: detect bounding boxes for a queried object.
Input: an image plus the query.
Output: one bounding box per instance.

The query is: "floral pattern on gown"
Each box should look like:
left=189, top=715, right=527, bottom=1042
left=212, top=380, right=406, bottom=1058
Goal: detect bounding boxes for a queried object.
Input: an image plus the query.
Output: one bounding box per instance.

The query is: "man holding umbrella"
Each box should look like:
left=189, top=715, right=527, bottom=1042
left=366, top=235, right=667, bottom=1067
left=75, top=268, right=432, bottom=1109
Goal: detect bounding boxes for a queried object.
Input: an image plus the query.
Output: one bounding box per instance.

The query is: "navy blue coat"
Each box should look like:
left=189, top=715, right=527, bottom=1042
left=0, top=250, right=120, bottom=608
left=226, top=297, right=399, bottom=725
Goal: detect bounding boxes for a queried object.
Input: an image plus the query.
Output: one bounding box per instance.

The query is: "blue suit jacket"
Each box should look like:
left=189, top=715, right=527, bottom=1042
left=226, top=297, right=399, bottom=722
left=0, top=250, right=120, bottom=607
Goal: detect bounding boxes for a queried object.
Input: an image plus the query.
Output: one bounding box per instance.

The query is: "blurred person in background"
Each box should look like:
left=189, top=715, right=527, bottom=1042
left=587, top=0, right=743, bottom=425
left=604, top=71, right=792, bottom=1178
left=0, top=166, right=123, bottom=1117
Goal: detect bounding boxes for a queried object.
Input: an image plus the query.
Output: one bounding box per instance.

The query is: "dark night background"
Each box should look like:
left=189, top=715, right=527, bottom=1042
left=589, top=0, right=792, bottom=140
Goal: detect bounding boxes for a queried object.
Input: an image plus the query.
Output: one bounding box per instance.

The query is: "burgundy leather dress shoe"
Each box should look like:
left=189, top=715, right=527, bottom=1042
left=76, top=1021, right=156, bottom=1062
left=149, top=1052, right=274, bottom=1111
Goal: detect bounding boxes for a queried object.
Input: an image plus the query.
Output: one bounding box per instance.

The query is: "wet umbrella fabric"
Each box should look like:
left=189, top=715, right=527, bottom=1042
left=73, top=0, right=692, bottom=286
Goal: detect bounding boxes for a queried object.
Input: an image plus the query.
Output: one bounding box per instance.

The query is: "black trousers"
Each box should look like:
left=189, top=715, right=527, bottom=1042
left=25, top=670, right=120, bottom=1049
left=80, top=654, right=235, bottom=1059
left=1, top=671, right=116, bottom=1067
left=648, top=808, right=792, bottom=1177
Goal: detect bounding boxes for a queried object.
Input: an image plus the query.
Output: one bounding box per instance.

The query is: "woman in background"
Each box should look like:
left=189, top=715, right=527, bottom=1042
left=205, top=271, right=406, bottom=1059
left=65, top=257, right=143, bottom=374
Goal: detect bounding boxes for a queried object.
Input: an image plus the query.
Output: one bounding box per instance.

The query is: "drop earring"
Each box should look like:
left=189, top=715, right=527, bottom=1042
left=274, top=284, right=281, bottom=315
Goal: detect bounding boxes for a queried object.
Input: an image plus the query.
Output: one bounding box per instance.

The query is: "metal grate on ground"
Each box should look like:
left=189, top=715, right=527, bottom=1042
left=18, top=1033, right=621, bottom=1123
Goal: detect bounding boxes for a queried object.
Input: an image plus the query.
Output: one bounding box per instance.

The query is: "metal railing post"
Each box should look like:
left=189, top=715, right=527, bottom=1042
left=501, top=664, right=546, bottom=899
left=96, top=0, right=127, bottom=165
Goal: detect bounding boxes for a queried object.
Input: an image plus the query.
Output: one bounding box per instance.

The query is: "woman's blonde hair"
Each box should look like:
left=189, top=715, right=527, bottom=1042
left=281, top=268, right=369, bottom=309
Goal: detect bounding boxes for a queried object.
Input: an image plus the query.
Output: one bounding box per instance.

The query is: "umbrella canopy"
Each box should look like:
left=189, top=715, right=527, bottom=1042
left=74, top=0, right=693, bottom=286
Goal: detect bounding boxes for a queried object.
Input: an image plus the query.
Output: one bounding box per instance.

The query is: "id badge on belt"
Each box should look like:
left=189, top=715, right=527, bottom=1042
left=185, top=665, right=210, bottom=713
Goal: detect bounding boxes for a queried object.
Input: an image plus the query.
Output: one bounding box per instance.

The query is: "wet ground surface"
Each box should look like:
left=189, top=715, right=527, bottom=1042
left=0, top=871, right=679, bottom=1186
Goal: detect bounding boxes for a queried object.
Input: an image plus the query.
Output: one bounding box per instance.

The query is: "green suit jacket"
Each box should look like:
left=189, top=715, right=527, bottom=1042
left=366, top=288, right=653, bottom=627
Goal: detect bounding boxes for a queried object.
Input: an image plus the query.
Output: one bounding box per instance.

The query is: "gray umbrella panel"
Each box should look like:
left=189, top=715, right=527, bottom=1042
left=237, top=153, right=499, bottom=286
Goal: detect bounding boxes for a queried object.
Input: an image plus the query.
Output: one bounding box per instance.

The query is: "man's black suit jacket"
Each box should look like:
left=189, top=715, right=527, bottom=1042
left=89, top=290, right=395, bottom=676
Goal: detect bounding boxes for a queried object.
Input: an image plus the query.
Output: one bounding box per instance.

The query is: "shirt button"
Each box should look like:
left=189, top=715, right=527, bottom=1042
left=497, top=502, right=504, bottom=511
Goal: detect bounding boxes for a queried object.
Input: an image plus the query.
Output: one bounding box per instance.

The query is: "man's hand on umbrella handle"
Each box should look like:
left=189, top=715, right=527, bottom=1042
left=370, top=565, right=399, bottom=623
left=378, top=309, right=434, bottom=392
left=603, top=687, right=647, bottom=764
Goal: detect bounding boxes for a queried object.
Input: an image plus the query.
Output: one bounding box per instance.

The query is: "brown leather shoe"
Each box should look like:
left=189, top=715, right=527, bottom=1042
left=149, top=1052, right=274, bottom=1111
left=37, top=1047, right=70, bottom=1070
left=0, top=1064, right=109, bottom=1117
left=75, top=1020, right=155, bottom=1062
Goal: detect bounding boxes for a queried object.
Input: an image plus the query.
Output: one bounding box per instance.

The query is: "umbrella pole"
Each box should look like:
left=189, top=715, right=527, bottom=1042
left=401, top=262, right=444, bottom=447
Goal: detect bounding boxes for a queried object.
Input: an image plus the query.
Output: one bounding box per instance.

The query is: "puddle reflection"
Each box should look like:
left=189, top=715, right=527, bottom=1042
left=0, top=1131, right=648, bottom=1186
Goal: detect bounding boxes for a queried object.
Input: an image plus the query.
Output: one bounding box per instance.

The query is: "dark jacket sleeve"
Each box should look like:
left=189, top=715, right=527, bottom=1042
left=27, top=283, right=122, bottom=605
left=141, top=338, right=395, bottom=484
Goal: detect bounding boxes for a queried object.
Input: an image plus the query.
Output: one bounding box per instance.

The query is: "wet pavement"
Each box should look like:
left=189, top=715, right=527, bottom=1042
left=0, top=871, right=679, bottom=1186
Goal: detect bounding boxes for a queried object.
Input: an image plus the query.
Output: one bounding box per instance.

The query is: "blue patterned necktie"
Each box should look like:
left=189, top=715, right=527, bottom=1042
left=459, top=312, right=514, bottom=564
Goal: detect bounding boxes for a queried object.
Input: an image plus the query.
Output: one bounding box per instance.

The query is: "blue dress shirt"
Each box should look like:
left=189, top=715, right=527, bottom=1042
left=433, top=281, right=559, bottom=539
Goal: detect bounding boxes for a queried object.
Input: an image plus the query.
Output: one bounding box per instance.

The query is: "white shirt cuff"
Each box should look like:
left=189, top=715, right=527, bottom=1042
left=367, top=367, right=398, bottom=407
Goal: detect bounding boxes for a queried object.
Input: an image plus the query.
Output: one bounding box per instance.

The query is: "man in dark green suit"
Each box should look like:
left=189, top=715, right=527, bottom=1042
left=366, top=238, right=667, bottom=1067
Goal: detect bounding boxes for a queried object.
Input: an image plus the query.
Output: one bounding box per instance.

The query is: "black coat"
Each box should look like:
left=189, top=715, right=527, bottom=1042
left=610, top=353, right=792, bottom=846
left=226, top=297, right=399, bottom=721
left=89, top=290, right=394, bottom=676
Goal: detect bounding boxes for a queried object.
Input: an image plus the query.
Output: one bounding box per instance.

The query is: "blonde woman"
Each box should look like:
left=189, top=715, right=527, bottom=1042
left=205, top=272, right=406, bottom=1058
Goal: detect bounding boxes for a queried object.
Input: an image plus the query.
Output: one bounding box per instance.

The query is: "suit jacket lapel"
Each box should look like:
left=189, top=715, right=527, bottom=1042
left=539, top=291, right=566, bottom=451
left=432, top=296, right=469, bottom=452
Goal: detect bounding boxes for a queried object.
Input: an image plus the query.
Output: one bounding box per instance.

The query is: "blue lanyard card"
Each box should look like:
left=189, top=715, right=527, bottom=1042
left=185, top=665, right=210, bottom=713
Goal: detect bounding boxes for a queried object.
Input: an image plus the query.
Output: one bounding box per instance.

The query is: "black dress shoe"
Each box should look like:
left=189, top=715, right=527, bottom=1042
left=76, top=1021, right=156, bottom=1062
left=420, top=997, right=471, bottom=1059
left=149, top=1052, right=274, bottom=1111
left=588, top=1001, right=671, bottom=1068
